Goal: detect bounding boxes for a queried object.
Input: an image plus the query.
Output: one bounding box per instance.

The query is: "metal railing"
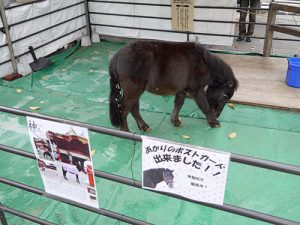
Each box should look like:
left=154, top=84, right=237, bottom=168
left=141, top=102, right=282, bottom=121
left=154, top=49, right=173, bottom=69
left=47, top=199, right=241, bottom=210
left=0, top=203, right=56, bottom=225
left=89, top=0, right=300, bottom=43
left=0, top=0, right=87, bottom=70
left=1, top=0, right=300, bottom=74
left=1, top=105, right=300, bottom=225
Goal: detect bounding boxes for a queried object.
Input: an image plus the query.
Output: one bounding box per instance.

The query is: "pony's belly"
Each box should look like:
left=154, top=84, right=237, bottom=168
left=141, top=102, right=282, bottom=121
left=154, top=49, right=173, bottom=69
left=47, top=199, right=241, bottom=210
left=146, top=86, right=177, bottom=95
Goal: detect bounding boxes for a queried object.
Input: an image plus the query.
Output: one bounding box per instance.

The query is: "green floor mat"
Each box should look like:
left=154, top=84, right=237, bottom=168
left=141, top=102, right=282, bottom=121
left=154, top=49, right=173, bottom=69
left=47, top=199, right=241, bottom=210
left=0, top=41, right=299, bottom=225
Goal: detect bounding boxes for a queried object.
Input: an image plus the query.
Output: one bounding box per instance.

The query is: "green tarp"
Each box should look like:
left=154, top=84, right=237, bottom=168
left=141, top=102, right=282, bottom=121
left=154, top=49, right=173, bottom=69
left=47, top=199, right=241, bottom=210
left=0, top=41, right=299, bottom=225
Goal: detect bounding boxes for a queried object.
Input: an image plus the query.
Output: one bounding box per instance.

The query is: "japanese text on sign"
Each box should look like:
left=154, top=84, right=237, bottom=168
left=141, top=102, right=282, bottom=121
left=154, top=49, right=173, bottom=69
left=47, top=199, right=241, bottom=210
left=142, top=136, right=230, bottom=205
left=171, top=0, right=194, bottom=32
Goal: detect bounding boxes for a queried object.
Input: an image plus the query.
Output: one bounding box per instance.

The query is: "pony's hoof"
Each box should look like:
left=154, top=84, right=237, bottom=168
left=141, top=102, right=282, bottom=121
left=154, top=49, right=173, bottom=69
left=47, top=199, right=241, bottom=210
left=139, top=124, right=151, bottom=132
left=209, top=120, right=221, bottom=128
left=171, top=118, right=183, bottom=127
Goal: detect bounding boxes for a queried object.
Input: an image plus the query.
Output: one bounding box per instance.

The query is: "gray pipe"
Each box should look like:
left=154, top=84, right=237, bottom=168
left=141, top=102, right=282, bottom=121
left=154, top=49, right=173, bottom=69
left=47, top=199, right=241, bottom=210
left=0, top=0, right=18, bottom=74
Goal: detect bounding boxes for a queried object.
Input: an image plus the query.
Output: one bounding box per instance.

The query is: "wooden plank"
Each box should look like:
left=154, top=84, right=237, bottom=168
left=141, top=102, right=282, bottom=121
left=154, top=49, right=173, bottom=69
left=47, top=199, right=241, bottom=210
left=263, top=4, right=277, bottom=57
left=218, top=54, right=300, bottom=111
left=271, top=25, right=300, bottom=38
left=272, top=2, right=300, bottom=14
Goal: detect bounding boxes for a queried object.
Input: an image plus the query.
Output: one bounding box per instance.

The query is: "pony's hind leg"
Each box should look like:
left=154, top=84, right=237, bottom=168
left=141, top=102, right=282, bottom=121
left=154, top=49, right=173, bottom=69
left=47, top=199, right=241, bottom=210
left=120, top=105, right=131, bottom=132
left=120, top=87, right=145, bottom=132
left=131, top=102, right=150, bottom=131
left=171, top=91, right=186, bottom=127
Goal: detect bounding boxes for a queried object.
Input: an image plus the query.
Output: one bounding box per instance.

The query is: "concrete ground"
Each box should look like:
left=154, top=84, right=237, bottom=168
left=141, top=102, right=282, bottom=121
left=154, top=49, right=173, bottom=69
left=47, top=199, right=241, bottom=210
left=210, top=9, right=300, bottom=56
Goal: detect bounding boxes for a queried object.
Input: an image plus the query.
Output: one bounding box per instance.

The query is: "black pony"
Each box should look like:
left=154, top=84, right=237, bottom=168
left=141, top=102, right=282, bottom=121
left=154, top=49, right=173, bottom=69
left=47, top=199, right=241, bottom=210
left=143, top=168, right=174, bottom=189
left=109, top=40, right=238, bottom=132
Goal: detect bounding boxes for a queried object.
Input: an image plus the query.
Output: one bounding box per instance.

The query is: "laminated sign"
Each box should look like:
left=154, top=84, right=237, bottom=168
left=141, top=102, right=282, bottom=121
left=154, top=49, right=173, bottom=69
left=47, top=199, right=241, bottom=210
left=171, top=0, right=194, bottom=32
left=27, top=117, right=99, bottom=208
left=142, top=136, right=230, bottom=205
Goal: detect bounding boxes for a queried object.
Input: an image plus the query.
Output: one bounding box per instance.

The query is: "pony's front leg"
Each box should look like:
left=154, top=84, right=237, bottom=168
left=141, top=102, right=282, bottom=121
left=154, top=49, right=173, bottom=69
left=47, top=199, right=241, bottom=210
left=171, top=91, right=186, bottom=127
left=190, top=90, right=220, bottom=128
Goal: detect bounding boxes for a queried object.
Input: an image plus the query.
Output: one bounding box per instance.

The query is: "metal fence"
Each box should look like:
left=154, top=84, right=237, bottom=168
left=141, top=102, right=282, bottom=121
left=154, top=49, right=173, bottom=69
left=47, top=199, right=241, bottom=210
left=1, top=0, right=300, bottom=77
left=0, top=0, right=87, bottom=76
left=89, top=0, right=300, bottom=42
left=1, top=106, right=300, bottom=225
left=1, top=1, right=300, bottom=224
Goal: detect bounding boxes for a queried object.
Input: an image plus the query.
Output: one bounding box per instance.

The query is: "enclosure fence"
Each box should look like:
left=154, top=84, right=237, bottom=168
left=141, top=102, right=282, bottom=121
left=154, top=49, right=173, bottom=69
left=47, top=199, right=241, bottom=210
left=1, top=0, right=300, bottom=77
left=0, top=106, right=300, bottom=225
left=89, top=0, right=300, bottom=42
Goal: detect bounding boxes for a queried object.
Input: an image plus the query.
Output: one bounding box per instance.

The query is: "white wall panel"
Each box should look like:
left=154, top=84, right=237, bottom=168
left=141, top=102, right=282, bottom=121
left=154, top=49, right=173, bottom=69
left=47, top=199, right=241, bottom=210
left=0, top=0, right=86, bottom=77
left=90, top=0, right=237, bottom=45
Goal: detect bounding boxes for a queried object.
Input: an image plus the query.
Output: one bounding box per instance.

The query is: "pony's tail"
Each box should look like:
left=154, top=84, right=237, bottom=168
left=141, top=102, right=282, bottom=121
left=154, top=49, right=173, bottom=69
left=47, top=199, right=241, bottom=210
left=109, top=56, right=122, bottom=127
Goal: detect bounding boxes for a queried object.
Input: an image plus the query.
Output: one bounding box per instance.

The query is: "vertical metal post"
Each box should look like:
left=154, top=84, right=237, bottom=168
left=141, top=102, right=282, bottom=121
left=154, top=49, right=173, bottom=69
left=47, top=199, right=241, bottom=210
left=84, top=0, right=91, bottom=38
left=0, top=0, right=18, bottom=74
left=263, top=3, right=277, bottom=57
left=0, top=204, right=8, bottom=225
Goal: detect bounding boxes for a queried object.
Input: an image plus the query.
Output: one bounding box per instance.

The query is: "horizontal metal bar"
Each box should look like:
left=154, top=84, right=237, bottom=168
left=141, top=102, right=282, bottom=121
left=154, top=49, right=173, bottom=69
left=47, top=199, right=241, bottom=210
left=0, top=148, right=299, bottom=225
left=231, top=152, right=300, bottom=176
left=91, top=23, right=185, bottom=34
left=4, top=0, right=46, bottom=10
left=89, top=0, right=170, bottom=7
left=1, top=105, right=300, bottom=175
left=0, top=145, right=36, bottom=159
left=12, top=14, right=85, bottom=44
left=0, top=178, right=151, bottom=225
left=0, top=106, right=141, bottom=141
left=90, top=11, right=300, bottom=28
left=91, top=23, right=300, bottom=42
left=74, top=171, right=300, bottom=225
left=0, top=1, right=84, bottom=30
left=0, top=25, right=86, bottom=66
left=0, top=204, right=56, bottom=225
left=89, top=1, right=266, bottom=11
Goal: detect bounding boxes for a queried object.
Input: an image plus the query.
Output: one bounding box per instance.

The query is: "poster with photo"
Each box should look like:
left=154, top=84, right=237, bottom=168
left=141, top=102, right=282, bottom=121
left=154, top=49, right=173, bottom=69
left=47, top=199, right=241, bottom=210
left=27, top=117, right=99, bottom=208
left=142, top=136, right=230, bottom=205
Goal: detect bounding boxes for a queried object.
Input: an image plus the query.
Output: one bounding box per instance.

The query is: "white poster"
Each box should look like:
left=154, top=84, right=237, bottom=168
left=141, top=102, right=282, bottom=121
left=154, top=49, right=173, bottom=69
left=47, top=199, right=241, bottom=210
left=27, top=117, right=99, bottom=208
left=142, top=136, right=230, bottom=205
left=172, top=0, right=194, bottom=31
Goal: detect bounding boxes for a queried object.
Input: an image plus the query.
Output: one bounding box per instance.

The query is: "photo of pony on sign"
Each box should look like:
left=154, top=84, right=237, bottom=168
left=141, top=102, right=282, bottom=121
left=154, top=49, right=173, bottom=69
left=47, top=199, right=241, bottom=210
left=27, top=117, right=99, bottom=208
left=142, top=136, right=230, bottom=205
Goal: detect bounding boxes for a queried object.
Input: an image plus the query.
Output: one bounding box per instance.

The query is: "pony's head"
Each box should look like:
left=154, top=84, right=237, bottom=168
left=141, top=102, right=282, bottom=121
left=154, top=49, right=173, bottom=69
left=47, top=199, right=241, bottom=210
left=206, top=80, right=238, bottom=118
left=162, top=169, right=174, bottom=188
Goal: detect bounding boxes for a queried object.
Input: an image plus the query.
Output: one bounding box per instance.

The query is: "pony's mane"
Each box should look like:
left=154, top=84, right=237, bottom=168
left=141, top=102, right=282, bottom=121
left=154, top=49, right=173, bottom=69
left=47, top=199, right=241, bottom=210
left=195, top=43, right=238, bottom=89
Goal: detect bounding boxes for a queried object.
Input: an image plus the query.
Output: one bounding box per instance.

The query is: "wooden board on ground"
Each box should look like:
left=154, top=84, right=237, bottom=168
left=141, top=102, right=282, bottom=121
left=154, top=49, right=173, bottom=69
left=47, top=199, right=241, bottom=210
left=218, top=54, right=300, bottom=111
